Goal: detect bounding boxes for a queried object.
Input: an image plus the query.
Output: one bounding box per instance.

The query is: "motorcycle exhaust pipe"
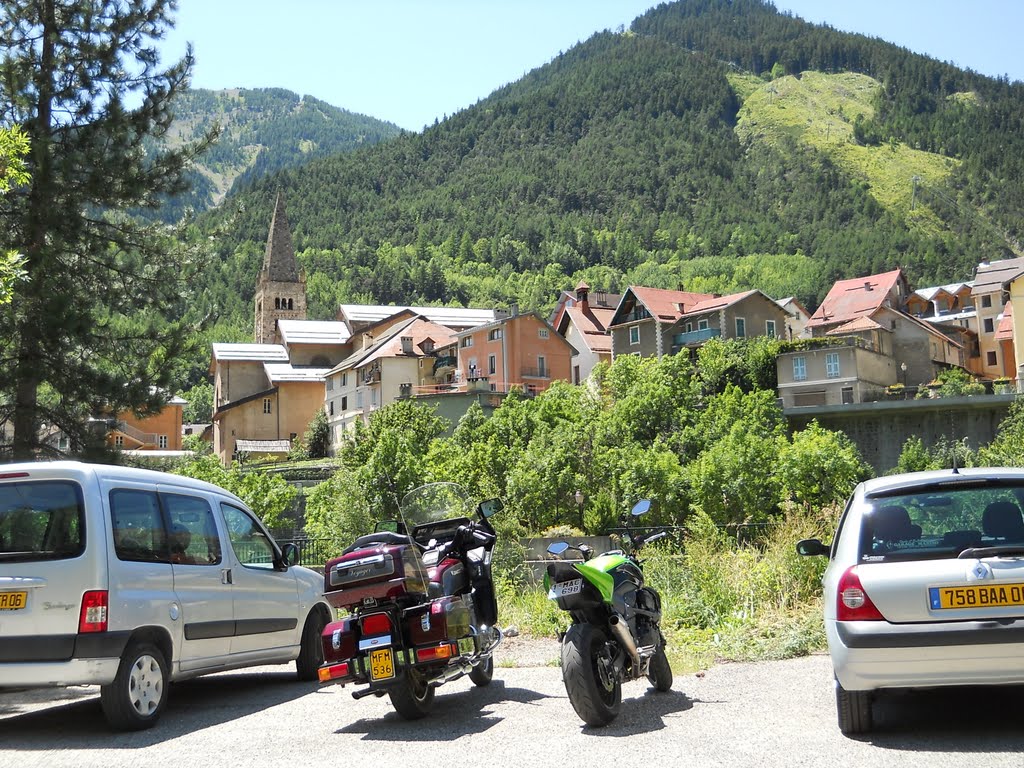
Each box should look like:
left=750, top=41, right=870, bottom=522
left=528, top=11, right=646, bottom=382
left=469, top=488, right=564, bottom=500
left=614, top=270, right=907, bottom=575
left=608, top=613, right=641, bottom=671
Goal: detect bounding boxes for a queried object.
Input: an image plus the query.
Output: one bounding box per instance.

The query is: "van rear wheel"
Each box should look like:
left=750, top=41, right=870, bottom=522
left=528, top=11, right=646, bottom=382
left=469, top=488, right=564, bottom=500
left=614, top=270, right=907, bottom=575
left=100, top=642, right=168, bottom=731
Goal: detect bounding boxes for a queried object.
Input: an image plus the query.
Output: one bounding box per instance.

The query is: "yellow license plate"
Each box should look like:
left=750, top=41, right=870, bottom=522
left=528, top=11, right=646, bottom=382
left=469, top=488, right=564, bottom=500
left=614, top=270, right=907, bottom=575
left=0, top=591, right=26, bottom=610
left=930, top=583, right=1024, bottom=610
left=369, top=648, right=395, bottom=681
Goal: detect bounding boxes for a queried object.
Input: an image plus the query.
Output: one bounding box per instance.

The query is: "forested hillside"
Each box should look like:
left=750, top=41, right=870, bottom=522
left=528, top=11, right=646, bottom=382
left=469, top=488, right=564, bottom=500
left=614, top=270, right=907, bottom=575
left=153, top=87, right=402, bottom=221
left=190, top=0, right=1024, bottom=338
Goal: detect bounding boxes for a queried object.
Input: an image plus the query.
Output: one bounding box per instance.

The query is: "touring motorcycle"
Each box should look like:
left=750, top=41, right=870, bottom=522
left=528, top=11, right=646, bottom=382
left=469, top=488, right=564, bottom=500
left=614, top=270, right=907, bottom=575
left=545, top=499, right=672, bottom=726
left=317, top=483, right=503, bottom=719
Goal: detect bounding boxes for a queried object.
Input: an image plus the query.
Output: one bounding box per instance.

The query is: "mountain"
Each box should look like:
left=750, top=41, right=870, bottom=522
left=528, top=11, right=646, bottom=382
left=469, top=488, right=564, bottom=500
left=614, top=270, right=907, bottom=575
left=154, top=87, right=402, bottom=221
left=191, top=0, right=1024, bottom=332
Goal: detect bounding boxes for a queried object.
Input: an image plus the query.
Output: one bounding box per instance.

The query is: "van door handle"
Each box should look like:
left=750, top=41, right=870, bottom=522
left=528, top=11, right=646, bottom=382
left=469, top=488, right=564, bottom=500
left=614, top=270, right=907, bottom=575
left=221, top=568, right=232, bottom=585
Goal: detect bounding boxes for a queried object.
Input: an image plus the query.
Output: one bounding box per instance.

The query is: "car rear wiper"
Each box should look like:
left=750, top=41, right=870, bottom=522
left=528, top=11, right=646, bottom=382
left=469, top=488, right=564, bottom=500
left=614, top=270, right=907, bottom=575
left=957, top=545, right=1024, bottom=559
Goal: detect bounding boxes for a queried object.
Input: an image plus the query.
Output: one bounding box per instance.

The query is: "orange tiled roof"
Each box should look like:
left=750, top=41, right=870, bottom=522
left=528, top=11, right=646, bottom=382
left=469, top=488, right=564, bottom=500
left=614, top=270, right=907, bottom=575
left=995, top=301, right=1015, bottom=341
left=806, top=269, right=904, bottom=328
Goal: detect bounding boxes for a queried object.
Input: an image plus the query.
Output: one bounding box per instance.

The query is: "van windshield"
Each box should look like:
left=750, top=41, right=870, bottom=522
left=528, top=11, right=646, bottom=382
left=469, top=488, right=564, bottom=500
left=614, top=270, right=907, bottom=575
left=0, top=480, right=85, bottom=562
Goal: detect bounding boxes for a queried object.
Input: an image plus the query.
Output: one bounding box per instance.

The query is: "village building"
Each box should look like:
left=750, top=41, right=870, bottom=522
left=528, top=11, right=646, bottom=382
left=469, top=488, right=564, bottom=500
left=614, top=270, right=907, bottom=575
left=552, top=282, right=618, bottom=384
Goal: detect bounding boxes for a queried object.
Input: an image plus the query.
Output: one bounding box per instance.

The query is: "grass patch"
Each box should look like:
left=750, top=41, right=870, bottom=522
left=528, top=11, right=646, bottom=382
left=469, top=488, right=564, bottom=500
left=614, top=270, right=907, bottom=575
left=498, top=504, right=832, bottom=672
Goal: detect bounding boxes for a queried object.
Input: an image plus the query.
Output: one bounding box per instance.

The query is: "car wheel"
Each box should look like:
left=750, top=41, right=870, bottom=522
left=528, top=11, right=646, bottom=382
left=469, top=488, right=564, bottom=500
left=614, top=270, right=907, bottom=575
left=296, top=609, right=328, bottom=681
left=835, top=678, right=872, bottom=735
left=100, top=641, right=168, bottom=731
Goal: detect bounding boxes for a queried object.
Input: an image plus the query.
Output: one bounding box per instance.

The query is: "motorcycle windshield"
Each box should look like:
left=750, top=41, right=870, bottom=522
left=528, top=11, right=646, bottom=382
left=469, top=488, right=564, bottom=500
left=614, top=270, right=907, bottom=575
left=399, top=483, right=475, bottom=530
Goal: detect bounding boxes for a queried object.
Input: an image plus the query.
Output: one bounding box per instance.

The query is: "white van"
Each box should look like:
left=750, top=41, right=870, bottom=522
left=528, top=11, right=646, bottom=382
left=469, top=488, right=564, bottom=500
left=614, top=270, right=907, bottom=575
left=0, top=461, right=332, bottom=730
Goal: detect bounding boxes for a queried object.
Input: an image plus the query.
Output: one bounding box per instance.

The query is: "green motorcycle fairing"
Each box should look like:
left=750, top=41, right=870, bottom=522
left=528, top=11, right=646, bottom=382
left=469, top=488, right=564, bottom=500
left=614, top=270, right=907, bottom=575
left=573, top=553, right=628, bottom=604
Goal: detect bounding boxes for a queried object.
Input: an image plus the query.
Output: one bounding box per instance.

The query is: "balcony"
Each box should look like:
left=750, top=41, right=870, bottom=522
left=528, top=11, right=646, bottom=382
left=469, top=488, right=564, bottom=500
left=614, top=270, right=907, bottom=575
left=432, top=355, right=457, bottom=374
left=672, top=327, right=721, bottom=347
left=521, top=367, right=550, bottom=379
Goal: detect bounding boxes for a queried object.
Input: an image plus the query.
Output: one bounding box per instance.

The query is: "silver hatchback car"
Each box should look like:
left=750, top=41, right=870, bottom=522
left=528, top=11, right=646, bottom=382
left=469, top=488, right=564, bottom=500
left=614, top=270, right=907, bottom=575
left=798, top=468, right=1024, bottom=735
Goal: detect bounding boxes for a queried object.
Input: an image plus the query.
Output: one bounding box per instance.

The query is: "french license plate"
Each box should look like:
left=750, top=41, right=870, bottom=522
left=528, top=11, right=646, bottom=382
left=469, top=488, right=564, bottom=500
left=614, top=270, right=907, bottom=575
left=369, top=648, right=395, bottom=681
left=0, top=591, right=26, bottom=610
left=929, top=583, right=1024, bottom=610
left=552, top=578, right=583, bottom=598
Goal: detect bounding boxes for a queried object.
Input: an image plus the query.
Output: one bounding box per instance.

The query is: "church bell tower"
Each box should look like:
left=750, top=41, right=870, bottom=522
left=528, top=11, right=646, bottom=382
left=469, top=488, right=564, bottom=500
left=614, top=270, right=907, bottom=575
left=254, top=191, right=306, bottom=343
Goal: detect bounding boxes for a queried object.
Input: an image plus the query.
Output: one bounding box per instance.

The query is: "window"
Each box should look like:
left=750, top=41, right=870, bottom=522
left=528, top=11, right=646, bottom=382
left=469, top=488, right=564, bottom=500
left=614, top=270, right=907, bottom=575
left=488, top=328, right=502, bottom=341
left=629, top=326, right=640, bottom=345
left=356, top=391, right=363, bottom=408
left=114, top=435, right=124, bottom=448
left=793, top=356, right=807, bottom=381
left=984, top=318, right=995, bottom=333
left=329, top=401, right=334, bottom=416
left=685, top=322, right=692, bottom=333
left=538, top=356, right=547, bottom=377
left=341, top=396, right=347, bottom=411
left=987, top=351, right=998, bottom=366
left=326, top=378, right=334, bottom=392
left=735, top=317, right=746, bottom=338
left=220, top=503, right=275, bottom=569
left=341, top=373, right=348, bottom=387
left=0, top=480, right=84, bottom=562
left=825, top=352, right=840, bottom=378
left=461, top=336, right=474, bottom=348
left=158, top=435, right=168, bottom=449
left=110, top=489, right=165, bottom=563
left=698, top=319, right=709, bottom=331
left=163, top=493, right=221, bottom=566
left=766, top=320, right=776, bottom=338
left=574, top=365, right=580, bottom=385
left=841, top=387, right=854, bottom=404
left=488, top=355, right=496, bottom=375
left=982, top=295, right=992, bottom=308
left=538, top=328, right=549, bottom=340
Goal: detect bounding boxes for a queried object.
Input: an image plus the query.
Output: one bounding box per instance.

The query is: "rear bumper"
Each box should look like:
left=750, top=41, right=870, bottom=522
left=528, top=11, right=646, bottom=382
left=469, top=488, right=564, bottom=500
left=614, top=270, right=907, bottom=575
left=828, top=618, right=1024, bottom=690
left=0, top=657, right=121, bottom=688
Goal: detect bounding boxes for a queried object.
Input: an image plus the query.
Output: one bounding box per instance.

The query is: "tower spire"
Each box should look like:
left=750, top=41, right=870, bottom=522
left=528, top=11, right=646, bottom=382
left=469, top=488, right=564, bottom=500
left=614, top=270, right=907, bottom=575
left=262, top=190, right=300, bottom=282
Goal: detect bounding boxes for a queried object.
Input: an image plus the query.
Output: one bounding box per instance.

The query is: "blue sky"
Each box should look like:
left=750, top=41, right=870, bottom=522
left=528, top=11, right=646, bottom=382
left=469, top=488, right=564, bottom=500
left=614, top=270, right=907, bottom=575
left=162, top=1, right=1024, bottom=132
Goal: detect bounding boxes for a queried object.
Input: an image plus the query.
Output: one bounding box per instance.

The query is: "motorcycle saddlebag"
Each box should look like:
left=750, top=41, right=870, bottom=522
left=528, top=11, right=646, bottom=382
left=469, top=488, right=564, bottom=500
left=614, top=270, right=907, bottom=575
left=324, top=544, right=429, bottom=610
left=320, top=616, right=357, bottom=664
left=407, top=594, right=472, bottom=646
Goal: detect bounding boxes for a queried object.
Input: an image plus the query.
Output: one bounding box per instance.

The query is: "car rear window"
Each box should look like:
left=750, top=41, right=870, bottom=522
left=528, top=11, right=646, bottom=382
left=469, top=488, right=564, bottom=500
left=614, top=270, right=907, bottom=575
left=0, top=480, right=85, bottom=562
left=860, top=482, right=1024, bottom=561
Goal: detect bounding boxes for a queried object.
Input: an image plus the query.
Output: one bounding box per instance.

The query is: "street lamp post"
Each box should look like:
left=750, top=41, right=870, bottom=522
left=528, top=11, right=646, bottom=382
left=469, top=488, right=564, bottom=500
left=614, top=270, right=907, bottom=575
left=574, top=489, right=584, bottom=529
left=900, top=362, right=908, bottom=388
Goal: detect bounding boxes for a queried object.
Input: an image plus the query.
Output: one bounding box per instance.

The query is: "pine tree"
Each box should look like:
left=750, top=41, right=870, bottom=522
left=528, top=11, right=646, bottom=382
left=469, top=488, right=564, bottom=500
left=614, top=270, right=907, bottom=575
left=0, top=0, right=214, bottom=458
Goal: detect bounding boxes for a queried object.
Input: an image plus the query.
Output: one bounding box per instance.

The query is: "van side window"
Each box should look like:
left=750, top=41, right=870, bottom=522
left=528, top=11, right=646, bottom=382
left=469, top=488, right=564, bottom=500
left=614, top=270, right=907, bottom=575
left=0, top=480, right=84, bottom=562
left=160, top=493, right=222, bottom=566
left=110, top=489, right=167, bottom=563
left=220, top=503, right=275, bottom=570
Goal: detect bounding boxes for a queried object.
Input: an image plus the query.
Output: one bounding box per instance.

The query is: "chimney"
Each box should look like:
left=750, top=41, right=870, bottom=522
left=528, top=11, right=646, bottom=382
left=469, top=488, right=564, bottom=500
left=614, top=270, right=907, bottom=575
left=864, top=281, right=873, bottom=291
left=400, top=336, right=413, bottom=355
left=510, top=302, right=519, bottom=317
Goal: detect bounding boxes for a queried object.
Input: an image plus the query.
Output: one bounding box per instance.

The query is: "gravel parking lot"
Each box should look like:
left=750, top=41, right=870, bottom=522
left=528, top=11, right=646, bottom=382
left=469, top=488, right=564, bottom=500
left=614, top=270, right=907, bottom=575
left=2, top=643, right=1023, bottom=768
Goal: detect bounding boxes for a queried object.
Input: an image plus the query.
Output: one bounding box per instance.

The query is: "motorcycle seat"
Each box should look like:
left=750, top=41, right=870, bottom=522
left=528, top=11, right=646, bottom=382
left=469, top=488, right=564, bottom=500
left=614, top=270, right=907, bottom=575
left=342, top=531, right=419, bottom=554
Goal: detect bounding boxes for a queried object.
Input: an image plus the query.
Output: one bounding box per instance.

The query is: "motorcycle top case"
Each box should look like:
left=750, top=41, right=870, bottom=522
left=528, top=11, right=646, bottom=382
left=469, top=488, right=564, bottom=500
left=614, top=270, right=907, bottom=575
left=324, top=543, right=429, bottom=610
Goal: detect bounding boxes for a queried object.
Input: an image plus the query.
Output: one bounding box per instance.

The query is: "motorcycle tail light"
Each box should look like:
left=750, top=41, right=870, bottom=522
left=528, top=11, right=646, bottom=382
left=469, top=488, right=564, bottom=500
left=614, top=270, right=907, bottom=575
left=836, top=566, right=884, bottom=621
left=415, top=643, right=454, bottom=663
left=318, top=662, right=350, bottom=683
left=360, top=612, right=391, bottom=635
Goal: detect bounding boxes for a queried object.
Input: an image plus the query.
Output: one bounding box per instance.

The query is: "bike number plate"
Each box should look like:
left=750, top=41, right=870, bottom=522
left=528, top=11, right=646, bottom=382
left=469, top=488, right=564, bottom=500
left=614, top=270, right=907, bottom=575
left=369, top=648, right=395, bottom=681
left=553, top=578, right=584, bottom=598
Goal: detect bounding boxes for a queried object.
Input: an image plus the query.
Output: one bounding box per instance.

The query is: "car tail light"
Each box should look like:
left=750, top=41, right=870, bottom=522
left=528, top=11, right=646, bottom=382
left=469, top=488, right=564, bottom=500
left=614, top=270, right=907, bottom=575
left=415, top=643, right=454, bottom=663
left=79, top=590, right=108, bottom=633
left=0, top=471, right=29, bottom=479
left=836, top=566, right=884, bottom=621
left=360, top=612, right=391, bottom=636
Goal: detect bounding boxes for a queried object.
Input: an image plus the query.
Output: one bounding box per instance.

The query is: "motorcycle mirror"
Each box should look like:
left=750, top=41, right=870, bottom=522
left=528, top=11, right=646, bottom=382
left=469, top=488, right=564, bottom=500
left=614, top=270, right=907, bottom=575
left=546, top=541, right=569, bottom=556
left=478, top=498, right=503, bottom=518
left=631, top=499, right=651, bottom=517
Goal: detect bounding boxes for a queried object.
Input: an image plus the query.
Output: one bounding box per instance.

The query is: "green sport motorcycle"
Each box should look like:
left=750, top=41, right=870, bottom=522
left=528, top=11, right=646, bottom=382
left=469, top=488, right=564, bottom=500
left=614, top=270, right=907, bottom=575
left=545, top=500, right=672, bottom=726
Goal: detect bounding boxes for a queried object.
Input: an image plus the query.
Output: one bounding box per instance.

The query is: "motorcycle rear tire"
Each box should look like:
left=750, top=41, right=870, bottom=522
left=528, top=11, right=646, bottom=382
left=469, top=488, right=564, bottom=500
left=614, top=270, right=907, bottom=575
left=647, top=645, right=673, bottom=692
left=388, top=670, right=435, bottom=720
left=469, top=655, right=494, bottom=686
left=561, top=623, right=621, bottom=727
